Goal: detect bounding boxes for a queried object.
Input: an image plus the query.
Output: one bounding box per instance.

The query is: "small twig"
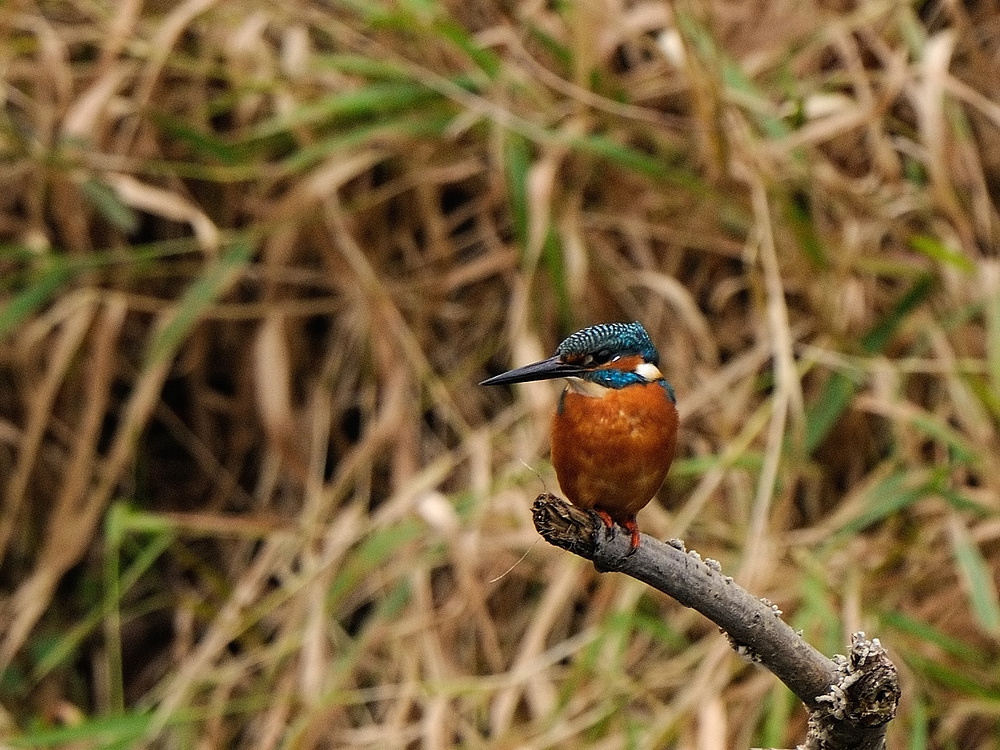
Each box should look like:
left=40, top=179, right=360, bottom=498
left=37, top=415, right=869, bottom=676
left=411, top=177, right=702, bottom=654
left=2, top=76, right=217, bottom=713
left=532, top=494, right=899, bottom=750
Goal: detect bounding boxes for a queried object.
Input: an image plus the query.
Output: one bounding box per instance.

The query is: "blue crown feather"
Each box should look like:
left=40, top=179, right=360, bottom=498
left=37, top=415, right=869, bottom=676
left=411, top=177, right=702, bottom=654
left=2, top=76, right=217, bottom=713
left=556, top=322, right=659, bottom=365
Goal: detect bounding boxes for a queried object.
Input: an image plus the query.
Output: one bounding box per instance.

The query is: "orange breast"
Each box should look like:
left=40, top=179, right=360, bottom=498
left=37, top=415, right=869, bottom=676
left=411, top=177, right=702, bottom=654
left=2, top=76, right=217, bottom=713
left=550, top=382, right=678, bottom=522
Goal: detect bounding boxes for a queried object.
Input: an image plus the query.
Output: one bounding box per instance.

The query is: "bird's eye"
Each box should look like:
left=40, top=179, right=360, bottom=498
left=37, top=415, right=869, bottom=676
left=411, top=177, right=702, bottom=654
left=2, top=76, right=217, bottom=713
left=587, top=350, right=613, bottom=366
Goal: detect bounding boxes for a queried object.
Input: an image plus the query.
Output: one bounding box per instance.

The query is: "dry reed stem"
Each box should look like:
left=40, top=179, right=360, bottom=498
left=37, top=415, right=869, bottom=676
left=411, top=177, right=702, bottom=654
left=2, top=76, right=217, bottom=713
left=3, top=0, right=1000, bottom=747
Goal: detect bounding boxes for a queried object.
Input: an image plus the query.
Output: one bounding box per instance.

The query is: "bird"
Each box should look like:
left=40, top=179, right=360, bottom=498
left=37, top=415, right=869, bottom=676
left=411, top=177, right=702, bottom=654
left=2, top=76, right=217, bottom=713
left=481, top=322, right=678, bottom=552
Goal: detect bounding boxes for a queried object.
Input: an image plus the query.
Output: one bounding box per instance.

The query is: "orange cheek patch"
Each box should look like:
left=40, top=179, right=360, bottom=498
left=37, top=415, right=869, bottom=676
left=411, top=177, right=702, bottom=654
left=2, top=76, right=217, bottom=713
left=597, top=354, right=643, bottom=373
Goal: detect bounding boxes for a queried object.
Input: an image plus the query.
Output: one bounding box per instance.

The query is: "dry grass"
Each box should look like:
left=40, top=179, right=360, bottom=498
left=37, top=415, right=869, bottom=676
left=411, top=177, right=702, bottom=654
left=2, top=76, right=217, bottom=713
left=2, top=0, right=1000, bottom=747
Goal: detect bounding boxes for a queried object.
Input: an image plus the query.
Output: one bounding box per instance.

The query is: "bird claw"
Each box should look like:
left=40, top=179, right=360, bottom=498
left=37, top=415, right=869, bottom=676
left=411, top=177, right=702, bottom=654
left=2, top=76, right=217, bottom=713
left=589, top=509, right=615, bottom=546
left=595, top=509, right=616, bottom=530
left=622, top=518, right=641, bottom=556
left=593, top=510, right=642, bottom=556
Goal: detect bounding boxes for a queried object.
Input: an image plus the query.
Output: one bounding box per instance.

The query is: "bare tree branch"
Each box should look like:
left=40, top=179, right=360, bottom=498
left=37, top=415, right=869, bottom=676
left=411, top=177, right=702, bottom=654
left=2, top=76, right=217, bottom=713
left=531, top=494, right=899, bottom=750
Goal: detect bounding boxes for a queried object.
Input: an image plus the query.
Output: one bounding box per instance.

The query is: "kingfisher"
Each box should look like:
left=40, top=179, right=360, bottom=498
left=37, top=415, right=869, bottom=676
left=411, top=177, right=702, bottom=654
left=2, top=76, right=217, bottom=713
left=481, top=322, right=678, bottom=552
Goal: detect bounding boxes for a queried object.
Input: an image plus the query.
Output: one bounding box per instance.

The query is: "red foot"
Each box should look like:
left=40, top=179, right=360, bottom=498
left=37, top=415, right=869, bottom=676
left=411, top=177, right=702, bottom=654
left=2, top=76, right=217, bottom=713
left=594, top=510, right=641, bottom=555
left=622, top=517, right=641, bottom=555
left=595, top=509, right=615, bottom=529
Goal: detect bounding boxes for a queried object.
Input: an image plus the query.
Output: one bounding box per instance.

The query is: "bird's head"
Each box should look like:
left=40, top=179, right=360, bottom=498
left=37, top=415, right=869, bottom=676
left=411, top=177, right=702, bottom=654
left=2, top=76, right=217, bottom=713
left=480, top=322, right=673, bottom=397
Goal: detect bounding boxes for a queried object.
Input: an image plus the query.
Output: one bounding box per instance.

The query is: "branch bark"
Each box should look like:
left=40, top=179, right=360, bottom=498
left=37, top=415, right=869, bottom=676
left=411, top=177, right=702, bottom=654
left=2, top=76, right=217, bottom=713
left=531, top=493, right=899, bottom=750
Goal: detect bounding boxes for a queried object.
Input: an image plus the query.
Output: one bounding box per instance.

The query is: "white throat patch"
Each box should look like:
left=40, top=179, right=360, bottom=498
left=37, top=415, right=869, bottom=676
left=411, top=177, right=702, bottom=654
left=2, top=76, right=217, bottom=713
left=566, top=377, right=610, bottom=398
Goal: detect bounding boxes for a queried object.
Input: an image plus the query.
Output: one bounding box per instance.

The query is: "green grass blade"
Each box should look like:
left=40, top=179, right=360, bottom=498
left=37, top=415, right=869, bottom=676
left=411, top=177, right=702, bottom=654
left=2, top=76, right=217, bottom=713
left=524, top=23, right=572, bottom=72
left=908, top=412, right=978, bottom=465
left=144, top=239, right=254, bottom=367
left=904, top=652, right=1000, bottom=699
left=7, top=710, right=152, bottom=747
left=860, top=274, right=934, bottom=355
left=504, top=133, right=532, bottom=251
left=78, top=178, right=141, bottom=234
left=280, top=108, right=456, bottom=174
left=910, top=693, right=929, bottom=750
left=965, top=374, right=1000, bottom=424
left=833, top=468, right=940, bottom=539
left=151, top=112, right=254, bottom=165
left=0, top=260, right=73, bottom=340
left=33, top=508, right=174, bottom=682
left=950, top=516, right=1000, bottom=636
left=805, top=274, right=935, bottom=453
left=670, top=452, right=763, bottom=478
left=793, top=563, right=842, bottom=655
left=568, top=132, right=702, bottom=191
left=313, top=54, right=413, bottom=80
left=676, top=10, right=791, bottom=141
left=985, top=266, right=1000, bottom=410
left=433, top=17, right=501, bottom=78
left=542, top=228, right=571, bottom=328
left=782, top=190, right=828, bottom=268
left=937, top=485, right=995, bottom=515
left=758, top=683, right=795, bottom=749
left=327, top=519, right=424, bottom=610
left=910, top=234, right=976, bottom=274
left=250, top=80, right=456, bottom=140
left=804, top=371, right=858, bottom=455
left=881, top=611, right=982, bottom=663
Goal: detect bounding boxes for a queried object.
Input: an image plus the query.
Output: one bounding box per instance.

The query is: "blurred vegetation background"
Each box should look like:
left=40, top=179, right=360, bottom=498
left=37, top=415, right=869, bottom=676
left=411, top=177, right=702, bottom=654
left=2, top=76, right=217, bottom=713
left=2, top=0, right=1000, bottom=747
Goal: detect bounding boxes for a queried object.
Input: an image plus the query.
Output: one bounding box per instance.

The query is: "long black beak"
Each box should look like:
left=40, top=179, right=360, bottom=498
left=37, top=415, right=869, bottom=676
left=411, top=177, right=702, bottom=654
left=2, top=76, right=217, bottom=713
left=480, top=355, right=587, bottom=386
